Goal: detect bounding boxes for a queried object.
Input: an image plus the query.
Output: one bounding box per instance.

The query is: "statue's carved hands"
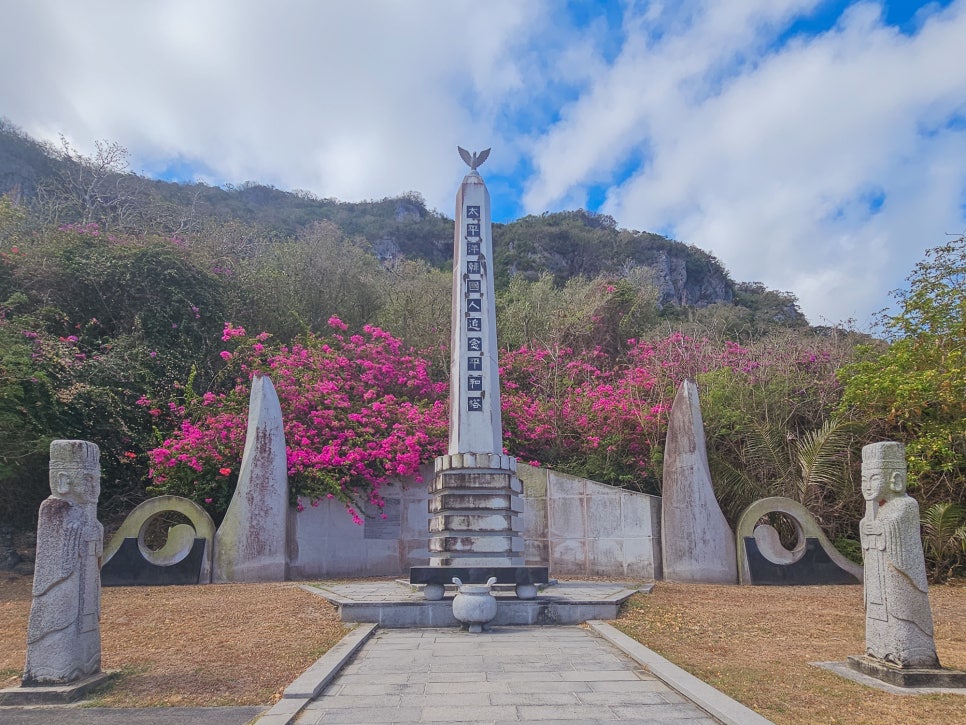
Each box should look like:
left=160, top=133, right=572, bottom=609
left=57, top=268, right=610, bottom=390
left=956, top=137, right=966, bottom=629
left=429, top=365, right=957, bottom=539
left=861, top=519, right=887, bottom=551
left=861, top=519, right=883, bottom=536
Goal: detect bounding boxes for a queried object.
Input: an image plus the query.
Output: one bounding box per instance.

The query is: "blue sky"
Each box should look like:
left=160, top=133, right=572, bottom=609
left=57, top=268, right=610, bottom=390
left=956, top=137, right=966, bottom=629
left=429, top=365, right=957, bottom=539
left=2, top=0, right=965, bottom=328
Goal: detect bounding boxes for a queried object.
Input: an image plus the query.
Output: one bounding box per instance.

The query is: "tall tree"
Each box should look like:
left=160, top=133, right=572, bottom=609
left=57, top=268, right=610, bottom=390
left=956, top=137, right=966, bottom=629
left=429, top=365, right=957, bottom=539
left=839, top=235, right=966, bottom=506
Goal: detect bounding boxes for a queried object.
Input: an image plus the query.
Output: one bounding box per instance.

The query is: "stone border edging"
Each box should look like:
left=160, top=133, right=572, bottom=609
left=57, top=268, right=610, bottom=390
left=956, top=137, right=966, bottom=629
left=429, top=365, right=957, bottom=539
left=254, top=622, right=378, bottom=725
left=586, top=620, right=775, bottom=725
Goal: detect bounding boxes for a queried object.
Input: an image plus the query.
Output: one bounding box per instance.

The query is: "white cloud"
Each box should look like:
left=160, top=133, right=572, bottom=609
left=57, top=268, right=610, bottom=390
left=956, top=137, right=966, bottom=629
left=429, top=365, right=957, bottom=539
left=1, top=0, right=548, bottom=207
left=522, top=0, right=822, bottom=212
left=522, top=0, right=966, bottom=324
left=2, top=0, right=965, bottom=326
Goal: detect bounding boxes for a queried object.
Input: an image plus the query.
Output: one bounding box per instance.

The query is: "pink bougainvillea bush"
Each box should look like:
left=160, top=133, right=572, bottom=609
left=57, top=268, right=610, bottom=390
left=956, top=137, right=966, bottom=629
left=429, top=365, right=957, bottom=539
left=499, top=334, right=731, bottom=492
left=500, top=332, right=847, bottom=494
left=147, top=318, right=448, bottom=522
left=148, top=317, right=848, bottom=522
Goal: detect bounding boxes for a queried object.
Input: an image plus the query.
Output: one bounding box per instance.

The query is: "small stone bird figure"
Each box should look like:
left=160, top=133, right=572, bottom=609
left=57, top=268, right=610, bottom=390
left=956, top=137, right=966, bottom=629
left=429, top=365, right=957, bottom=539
left=459, top=147, right=491, bottom=170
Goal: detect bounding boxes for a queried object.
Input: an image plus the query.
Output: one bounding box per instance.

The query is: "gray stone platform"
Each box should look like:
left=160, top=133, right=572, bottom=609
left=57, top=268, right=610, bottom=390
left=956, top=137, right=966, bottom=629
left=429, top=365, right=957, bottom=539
left=304, top=579, right=643, bottom=627
left=846, top=654, right=966, bottom=688
left=0, top=671, right=111, bottom=705
left=814, top=660, right=966, bottom=695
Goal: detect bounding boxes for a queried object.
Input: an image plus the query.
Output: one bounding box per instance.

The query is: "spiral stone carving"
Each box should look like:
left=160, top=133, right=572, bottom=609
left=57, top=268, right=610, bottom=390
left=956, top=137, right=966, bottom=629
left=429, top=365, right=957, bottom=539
left=101, top=495, right=215, bottom=585
left=735, top=496, right=862, bottom=585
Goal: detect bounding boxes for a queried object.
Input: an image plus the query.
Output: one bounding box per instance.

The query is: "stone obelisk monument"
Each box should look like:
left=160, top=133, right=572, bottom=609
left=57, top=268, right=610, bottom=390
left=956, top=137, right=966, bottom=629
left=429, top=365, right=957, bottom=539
left=410, top=148, right=547, bottom=600
left=446, top=147, right=504, bottom=458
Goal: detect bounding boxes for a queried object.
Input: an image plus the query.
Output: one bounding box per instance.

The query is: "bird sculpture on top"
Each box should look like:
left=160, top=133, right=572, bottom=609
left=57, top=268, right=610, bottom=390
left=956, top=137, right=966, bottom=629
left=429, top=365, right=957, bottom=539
left=458, top=147, right=490, bottom=170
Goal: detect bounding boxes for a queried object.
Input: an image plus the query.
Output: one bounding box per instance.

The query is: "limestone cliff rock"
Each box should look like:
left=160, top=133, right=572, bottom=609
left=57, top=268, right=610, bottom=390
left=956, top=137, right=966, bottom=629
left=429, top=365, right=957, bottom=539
left=649, top=249, right=734, bottom=309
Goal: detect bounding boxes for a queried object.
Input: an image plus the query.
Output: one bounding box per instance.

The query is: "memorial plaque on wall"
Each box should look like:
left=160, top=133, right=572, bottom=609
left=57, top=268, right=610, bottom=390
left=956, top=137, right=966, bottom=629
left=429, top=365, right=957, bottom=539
left=364, top=498, right=402, bottom=540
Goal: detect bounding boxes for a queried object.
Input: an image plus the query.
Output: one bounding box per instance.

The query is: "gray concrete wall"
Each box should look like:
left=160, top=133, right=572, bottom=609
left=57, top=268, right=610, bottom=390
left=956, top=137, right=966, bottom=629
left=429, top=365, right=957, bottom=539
left=517, top=464, right=662, bottom=580
left=287, top=465, right=433, bottom=579
left=287, top=462, right=662, bottom=580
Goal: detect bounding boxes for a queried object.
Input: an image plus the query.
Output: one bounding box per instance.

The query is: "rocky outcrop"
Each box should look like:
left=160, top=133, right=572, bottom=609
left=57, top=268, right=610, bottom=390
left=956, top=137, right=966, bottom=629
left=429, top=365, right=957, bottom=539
left=649, top=249, right=734, bottom=309
left=372, top=237, right=401, bottom=262
left=493, top=214, right=737, bottom=310
left=0, top=123, right=803, bottom=323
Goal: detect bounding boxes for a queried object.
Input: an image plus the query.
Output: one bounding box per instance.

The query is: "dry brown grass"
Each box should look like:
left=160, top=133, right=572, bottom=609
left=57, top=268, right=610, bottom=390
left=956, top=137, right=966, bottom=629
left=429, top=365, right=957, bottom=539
left=615, top=581, right=966, bottom=725
left=0, top=573, right=350, bottom=706
left=3, top=572, right=964, bottom=720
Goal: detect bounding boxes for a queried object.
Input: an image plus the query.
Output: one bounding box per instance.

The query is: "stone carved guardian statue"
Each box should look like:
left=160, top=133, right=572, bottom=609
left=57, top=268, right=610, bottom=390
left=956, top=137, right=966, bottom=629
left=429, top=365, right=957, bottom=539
left=859, top=442, right=939, bottom=668
left=22, top=440, right=104, bottom=685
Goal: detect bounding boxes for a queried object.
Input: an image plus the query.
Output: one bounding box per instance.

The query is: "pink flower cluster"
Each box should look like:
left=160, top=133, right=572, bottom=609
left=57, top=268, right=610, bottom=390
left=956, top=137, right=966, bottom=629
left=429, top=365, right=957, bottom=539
left=58, top=222, right=101, bottom=237
left=500, top=333, right=843, bottom=489
left=148, top=318, right=448, bottom=519
left=221, top=323, right=246, bottom=342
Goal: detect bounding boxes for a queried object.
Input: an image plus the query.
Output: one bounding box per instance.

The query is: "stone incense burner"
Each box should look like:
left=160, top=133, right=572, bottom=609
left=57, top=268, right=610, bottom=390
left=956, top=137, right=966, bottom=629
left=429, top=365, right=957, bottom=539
left=451, top=576, right=497, bottom=633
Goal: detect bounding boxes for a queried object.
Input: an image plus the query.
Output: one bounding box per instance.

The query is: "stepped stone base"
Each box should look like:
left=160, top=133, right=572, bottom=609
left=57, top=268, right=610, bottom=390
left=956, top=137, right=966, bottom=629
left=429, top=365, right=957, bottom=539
left=428, top=555, right=525, bottom=567
left=429, top=512, right=522, bottom=533
left=847, top=655, right=966, bottom=688
left=430, top=534, right=524, bottom=554
left=410, top=565, right=548, bottom=585
left=428, top=454, right=525, bottom=567
left=429, top=554, right=524, bottom=565
left=411, top=564, right=548, bottom=600
left=435, top=453, right=516, bottom=472
left=430, top=491, right=523, bottom=513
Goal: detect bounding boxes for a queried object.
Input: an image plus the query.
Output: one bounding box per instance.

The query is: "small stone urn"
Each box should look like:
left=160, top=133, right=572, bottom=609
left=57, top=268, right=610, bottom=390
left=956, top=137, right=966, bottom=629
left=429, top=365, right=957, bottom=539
left=451, top=576, right=498, bottom=633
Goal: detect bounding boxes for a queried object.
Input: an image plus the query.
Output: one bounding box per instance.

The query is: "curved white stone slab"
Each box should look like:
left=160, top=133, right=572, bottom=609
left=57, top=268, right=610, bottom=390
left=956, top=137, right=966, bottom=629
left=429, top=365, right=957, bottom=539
left=213, top=374, right=289, bottom=582
left=102, top=495, right=215, bottom=581
left=660, top=380, right=737, bottom=583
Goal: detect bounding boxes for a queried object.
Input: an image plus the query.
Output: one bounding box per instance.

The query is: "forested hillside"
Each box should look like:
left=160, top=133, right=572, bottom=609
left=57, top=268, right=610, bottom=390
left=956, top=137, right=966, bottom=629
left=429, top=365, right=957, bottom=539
left=0, top=120, right=804, bottom=328
left=1, top=120, right=963, bottom=580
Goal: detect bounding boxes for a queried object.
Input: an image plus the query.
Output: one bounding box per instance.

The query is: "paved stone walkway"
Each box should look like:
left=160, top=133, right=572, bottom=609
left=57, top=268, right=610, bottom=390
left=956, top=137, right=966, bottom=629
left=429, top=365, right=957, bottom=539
left=294, top=626, right=717, bottom=724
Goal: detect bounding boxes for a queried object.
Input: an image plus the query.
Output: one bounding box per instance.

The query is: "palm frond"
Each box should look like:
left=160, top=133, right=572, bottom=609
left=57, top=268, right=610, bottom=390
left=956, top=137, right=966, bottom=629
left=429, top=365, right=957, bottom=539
left=743, top=419, right=790, bottom=472
left=795, top=417, right=855, bottom=503
left=739, top=419, right=801, bottom=500
left=708, top=455, right=768, bottom=523
left=921, top=502, right=966, bottom=582
left=921, top=502, right=966, bottom=547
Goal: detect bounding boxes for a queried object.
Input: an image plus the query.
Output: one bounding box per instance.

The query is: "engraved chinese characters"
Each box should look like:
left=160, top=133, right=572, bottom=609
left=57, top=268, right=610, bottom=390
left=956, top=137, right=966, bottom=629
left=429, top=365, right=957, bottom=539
left=859, top=442, right=940, bottom=668
left=464, top=204, right=486, bottom=414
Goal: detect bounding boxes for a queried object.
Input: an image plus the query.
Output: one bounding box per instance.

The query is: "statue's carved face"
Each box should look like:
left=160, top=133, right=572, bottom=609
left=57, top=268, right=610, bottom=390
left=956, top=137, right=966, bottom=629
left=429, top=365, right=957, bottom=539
left=49, top=468, right=100, bottom=503
left=861, top=465, right=905, bottom=502
left=887, top=469, right=907, bottom=496
left=79, top=472, right=100, bottom=503
left=861, top=467, right=885, bottom=501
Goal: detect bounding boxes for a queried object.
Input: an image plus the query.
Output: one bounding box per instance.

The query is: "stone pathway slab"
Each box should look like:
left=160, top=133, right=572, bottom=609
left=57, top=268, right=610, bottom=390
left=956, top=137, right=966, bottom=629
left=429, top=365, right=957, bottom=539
left=289, top=626, right=727, bottom=724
